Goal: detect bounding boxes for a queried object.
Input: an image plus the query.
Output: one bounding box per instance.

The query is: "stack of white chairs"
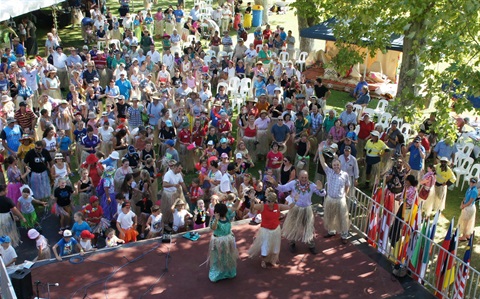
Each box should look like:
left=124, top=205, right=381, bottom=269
left=400, top=123, right=414, bottom=142
left=227, top=77, right=241, bottom=96
left=373, top=99, right=389, bottom=117
left=296, top=52, right=308, bottom=72
left=377, top=112, right=393, bottom=130
left=279, top=51, right=289, bottom=67
left=462, top=164, right=480, bottom=190
left=216, top=82, right=229, bottom=94
left=453, top=155, right=474, bottom=188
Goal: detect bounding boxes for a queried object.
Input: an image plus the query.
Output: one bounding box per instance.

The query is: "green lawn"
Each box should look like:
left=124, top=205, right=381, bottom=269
left=33, top=0, right=479, bottom=269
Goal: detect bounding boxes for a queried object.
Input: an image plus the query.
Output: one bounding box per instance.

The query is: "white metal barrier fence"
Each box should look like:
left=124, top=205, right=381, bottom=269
left=348, top=187, right=480, bottom=299
left=0, top=258, right=17, bottom=299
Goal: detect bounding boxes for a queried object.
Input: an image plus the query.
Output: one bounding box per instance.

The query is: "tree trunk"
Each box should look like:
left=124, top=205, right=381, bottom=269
left=397, top=20, right=426, bottom=107
left=254, top=0, right=269, bottom=25
left=297, top=14, right=315, bottom=53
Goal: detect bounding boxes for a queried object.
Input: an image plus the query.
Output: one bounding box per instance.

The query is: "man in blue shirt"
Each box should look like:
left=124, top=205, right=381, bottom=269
left=353, top=76, right=368, bottom=98
left=433, top=138, right=457, bottom=163
left=408, top=136, right=426, bottom=181
left=173, top=5, right=184, bottom=24
left=271, top=116, right=291, bottom=149
left=115, top=72, right=132, bottom=99
left=13, top=38, right=24, bottom=58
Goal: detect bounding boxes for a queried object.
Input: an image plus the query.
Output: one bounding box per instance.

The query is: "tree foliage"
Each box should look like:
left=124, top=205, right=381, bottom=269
left=297, top=0, right=480, bottom=139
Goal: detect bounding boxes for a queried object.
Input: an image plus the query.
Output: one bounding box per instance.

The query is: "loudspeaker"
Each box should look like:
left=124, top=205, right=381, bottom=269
left=10, top=269, right=33, bottom=299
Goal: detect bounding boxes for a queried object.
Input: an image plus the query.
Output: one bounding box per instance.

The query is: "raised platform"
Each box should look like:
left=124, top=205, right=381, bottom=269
left=31, top=218, right=404, bottom=299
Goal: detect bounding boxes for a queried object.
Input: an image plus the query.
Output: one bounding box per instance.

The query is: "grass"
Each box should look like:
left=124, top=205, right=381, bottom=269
left=31, top=0, right=480, bottom=270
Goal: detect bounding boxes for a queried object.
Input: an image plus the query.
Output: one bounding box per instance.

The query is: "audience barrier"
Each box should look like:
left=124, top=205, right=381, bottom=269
left=0, top=258, right=16, bottom=299
left=348, top=187, right=480, bottom=299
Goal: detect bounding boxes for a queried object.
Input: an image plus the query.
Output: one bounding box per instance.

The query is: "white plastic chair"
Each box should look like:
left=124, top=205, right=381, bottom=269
left=377, top=112, right=392, bottom=129
left=227, top=52, right=233, bottom=60
left=294, top=48, right=300, bottom=61
left=462, top=164, right=480, bottom=190
left=453, top=157, right=474, bottom=188
left=232, top=93, right=245, bottom=111
left=227, top=77, right=241, bottom=96
left=457, top=142, right=474, bottom=158
left=108, top=39, right=121, bottom=51
left=205, top=0, right=213, bottom=6
left=279, top=51, right=289, bottom=66
left=353, top=104, right=363, bottom=115
left=206, top=49, right=216, bottom=57
left=204, top=55, right=212, bottom=64
left=217, top=82, right=229, bottom=94
left=373, top=99, right=389, bottom=116
left=97, top=40, right=107, bottom=51
left=239, top=78, right=252, bottom=94
left=270, top=52, right=278, bottom=59
left=296, top=51, right=308, bottom=72
left=400, top=123, right=414, bottom=142
left=363, top=108, right=375, bottom=117
left=218, top=51, right=227, bottom=58
left=354, top=125, right=360, bottom=135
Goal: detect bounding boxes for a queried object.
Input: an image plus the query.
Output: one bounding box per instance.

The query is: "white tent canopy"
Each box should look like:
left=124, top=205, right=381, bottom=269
left=0, top=0, right=66, bottom=22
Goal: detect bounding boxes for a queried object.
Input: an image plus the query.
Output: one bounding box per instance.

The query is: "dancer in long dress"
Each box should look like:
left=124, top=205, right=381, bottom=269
left=458, top=178, right=477, bottom=242
left=248, top=189, right=294, bottom=268
left=208, top=203, right=238, bottom=282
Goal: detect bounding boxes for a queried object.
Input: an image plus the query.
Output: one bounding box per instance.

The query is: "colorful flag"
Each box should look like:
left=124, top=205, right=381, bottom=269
left=378, top=190, right=395, bottom=254
left=419, top=211, right=440, bottom=283
left=453, top=232, right=474, bottom=299
left=367, top=187, right=383, bottom=247
left=442, top=227, right=458, bottom=290
left=409, top=219, right=428, bottom=278
left=435, top=219, right=454, bottom=298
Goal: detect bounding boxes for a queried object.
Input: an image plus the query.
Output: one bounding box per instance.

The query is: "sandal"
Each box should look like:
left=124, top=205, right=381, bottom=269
left=261, top=261, right=267, bottom=269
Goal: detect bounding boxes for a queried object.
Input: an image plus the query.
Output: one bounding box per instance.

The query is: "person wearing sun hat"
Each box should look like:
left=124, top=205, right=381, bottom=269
left=1, top=117, right=23, bottom=156
left=16, top=134, right=35, bottom=170
left=254, top=109, right=271, bottom=160
left=28, top=228, right=52, bottom=261
left=433, top=157, right=456, bottom=213
left=52, top=152, right=72, bottom=187
left=52, top=229, right=84, bottom=261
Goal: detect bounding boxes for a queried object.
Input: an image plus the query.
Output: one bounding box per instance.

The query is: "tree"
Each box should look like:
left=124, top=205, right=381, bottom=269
left=289, top=0, right=323, bottom=53
left=318, top=0, right=480, bottom=139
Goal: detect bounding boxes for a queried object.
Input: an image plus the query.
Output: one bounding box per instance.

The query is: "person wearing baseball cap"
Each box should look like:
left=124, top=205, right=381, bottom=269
left=52, top=229, right=85, bottom=261
left=79, top=230, right=96, bottom=251
left=407, top=136, right=426, bottom=181
left=363, top=130, right=389, bottom=189
left=433, top=157, right=456, bottom=214
left=384, top=119, right=401, bottom=150
left=458, top=177, right=478, bottom=242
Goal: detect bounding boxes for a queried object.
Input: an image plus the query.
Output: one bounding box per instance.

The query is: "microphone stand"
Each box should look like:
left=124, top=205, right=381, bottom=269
left=34, top=281, right=41, bottom=299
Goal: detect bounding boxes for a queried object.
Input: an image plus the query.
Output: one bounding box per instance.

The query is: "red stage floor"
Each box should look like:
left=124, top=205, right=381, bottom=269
left=32, top=219, right=403, bottom=299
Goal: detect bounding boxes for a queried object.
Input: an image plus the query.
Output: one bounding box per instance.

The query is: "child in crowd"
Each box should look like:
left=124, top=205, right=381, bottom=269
left=57, top=130, right=72, bottom=164
left=76, top=169, right=94, bottom=207
left=145, top=205, right=163, bottom=239
left=28, top=228, right=51, bottom=261
left=17, top=134, right=34, bottom=172
left=79, top=230, right=95, bottom=252
left=171, top=199, right=193, bottom=233
left=135, top=193, right=153, bottom=239
left=17, top=187, right=47, bottom=229
left=193, top=199, right=207, bottom=229
left=71, top=212, right=92, bottom=240
left=116, top=202, right=138, bottom=243
left=0, top=236, right=17, bottom=268
left=188, top=178, right=204, bottom=211
left=52, top=230, right=84, bottom=261
left=105, top=228, right=125, bottom=247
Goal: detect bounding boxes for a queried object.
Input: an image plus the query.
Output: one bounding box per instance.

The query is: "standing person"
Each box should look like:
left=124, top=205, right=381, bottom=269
left=363, top=130, right=388, bottom=189
left=407, top=136, right=426, bottom=181
left=338, top=146, right=359, bottom=199
left=1, top=117, right=23, bottom=157
left=24, top=141, right=52, bottom=200
left=116, top=202, right=138, bottom=243
left=433, top=157, right=456, bottom=213
left=318, top=154, right=351, bottom=244
left=208, top=203, right=239, bottom=282
left=161, top=162, right=187, bottom=229
left=458, top=178, right=477, bottom=241
left=268, top=170, right=324, bottom=254
left=52, top=178, right=74, bottom=234
left=0, top=185, right=26, bottom=247
left=248, top=190, right=294, bottom=268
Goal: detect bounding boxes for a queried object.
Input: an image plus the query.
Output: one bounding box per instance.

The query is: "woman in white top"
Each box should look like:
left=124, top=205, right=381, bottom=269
left=45, top=70, right=62, bottom=99
left=42, top=127, right=57, bottom=159
left=51, top=152, right=72, bottom=187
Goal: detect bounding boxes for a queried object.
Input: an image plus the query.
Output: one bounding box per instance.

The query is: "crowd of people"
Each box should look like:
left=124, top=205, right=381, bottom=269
left=0, top=0, right=476, bottom=283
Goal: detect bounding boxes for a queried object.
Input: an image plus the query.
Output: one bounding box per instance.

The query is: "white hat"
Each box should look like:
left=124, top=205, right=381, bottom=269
left=207, top=140, right=214, bottom=146
left=1, top=95, right=12, bottom=103
left=370, top=130, right=380, bottom=137
left=345, top=102, right=353, bottom=107
left=274, top=87, right=282, bottom=92
left=63, top=230, right=72, bottom=237
left=330, top=143, right=338, bottom=149
left=440, top=156, right=449, bottom=162
left=235, top=153, right=243, bottom=159
left=109, top=151, right=120, bottom=160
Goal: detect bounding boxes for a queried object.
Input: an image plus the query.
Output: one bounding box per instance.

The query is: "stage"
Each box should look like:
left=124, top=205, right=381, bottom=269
left=31, top=218, right=404, bottom=299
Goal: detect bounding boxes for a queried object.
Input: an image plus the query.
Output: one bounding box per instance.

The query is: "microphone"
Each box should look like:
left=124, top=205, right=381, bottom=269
left=48, top=283, right=59, bottom=287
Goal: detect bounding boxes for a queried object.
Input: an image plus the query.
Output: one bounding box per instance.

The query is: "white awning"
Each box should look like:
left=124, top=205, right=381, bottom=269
left=0, top=0, right=66, bottom=22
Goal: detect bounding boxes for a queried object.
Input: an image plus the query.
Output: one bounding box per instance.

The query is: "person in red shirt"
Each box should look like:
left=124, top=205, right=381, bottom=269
left=248, top=189, right=294, bottom=268
left=266, top=142, right=284, bottom=180
left=357, top=114, right=375, bottom=160
left=178, top=122, right=193, bottom=172
left=81, top=154, right=104, bottom=187
left=83, top=196, right=110, bottom=247
left=262, top=24, right=272, bottom=42
left=217, top=112, right=232, bottom=135
left=418, top=129, right=431, bottom=156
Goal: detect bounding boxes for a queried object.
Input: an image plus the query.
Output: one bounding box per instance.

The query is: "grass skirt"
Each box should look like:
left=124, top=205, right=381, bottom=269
left=281, top=205, right=315, bottom=243
left=248, top=226, right=281, bottom=264
left=323, top=195, right=349, bottom=234
left=433, top=185, right=447, bottom=212
left=0, top=213, right=20, bottom=247
left=459, top=205, right=476, bottom=237
left=161, top=189, right=185, bottom=224
left=29, top=171, right=51, bottom=199
left=21, top=211, right=38, bottom=229
left=209, top=234, right=238, bottom=282
left=90, top=218, right=111, bottom=234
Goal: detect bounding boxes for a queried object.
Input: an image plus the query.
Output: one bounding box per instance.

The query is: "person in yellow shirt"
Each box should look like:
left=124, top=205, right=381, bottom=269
left=17, top=134, right=35, bottom=172
left=364, top=130, right=389, bottom=189
left=433, top=156, right=456, bottom=213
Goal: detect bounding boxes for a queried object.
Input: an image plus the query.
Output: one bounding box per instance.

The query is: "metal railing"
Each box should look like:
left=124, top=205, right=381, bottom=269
left=348, top=187, right=480, bottom=299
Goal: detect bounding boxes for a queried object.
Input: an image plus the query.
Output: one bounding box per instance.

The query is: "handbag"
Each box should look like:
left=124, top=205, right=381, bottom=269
left=418, top=185, right=430, bottom=200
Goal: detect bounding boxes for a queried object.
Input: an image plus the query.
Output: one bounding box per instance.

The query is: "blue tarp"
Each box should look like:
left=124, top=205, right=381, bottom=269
left=300, top=18, right=404, bottom=52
